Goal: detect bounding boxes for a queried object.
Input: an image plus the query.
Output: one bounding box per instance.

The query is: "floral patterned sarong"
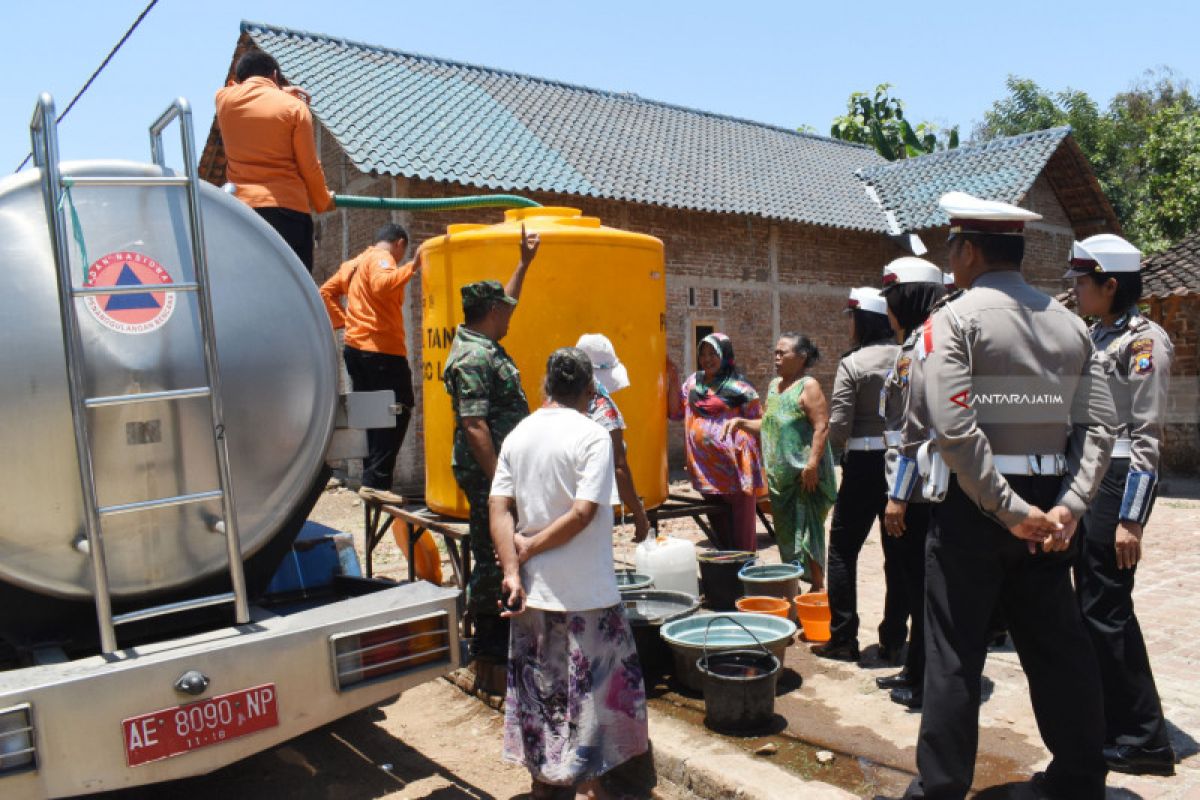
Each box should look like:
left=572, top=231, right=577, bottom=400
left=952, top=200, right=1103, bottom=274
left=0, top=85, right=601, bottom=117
left=503, top=605, right=649, bottom=785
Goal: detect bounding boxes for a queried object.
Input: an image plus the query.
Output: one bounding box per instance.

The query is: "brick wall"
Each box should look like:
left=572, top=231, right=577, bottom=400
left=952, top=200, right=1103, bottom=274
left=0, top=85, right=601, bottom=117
left=309, top=135, right=1159, bottom=485
left=1146, top=294, right=1200, bottom=473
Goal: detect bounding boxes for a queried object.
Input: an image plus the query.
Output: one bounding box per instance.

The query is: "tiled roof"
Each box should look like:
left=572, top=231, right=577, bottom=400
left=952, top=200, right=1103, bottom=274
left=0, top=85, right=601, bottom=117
left=240, top=21, right=892, bottom=231
left=856, top=128, right=1073, bottom=232
left=1143, top=229, right=1200, bottom=296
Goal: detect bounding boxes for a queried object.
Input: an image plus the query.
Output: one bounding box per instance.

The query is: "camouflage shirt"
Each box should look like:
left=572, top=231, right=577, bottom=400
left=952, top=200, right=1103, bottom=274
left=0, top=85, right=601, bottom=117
left=442, top=325, right=530, bottom=486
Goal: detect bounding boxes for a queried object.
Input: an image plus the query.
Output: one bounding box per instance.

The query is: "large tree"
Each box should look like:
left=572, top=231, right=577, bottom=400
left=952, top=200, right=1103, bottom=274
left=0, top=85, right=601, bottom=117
left=829, top=84, right=958, bottom=160
left=974, top=71, right=1200, bottom=253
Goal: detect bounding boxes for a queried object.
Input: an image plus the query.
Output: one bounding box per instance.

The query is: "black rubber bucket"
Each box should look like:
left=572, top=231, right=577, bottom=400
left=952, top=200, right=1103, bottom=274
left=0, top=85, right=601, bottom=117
left=698, top=550, right=755, bottom=610
left=696, top=615, right=781, bottom=733
left=622, top=590, right=700, bottom=683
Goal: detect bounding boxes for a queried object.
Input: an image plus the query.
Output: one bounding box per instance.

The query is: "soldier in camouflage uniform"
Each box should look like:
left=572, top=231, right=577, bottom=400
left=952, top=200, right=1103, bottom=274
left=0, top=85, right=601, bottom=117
left=443, top=226, right=540, bottom=662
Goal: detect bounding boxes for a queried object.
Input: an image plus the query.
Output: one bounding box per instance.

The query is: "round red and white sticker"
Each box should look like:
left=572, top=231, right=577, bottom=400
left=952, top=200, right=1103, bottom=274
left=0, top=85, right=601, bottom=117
left=83, top=251, right=176, bottom=335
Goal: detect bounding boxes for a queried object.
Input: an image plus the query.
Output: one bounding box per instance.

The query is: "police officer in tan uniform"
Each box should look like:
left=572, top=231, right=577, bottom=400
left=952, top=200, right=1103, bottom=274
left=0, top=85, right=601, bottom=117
left=1067, top=234, right=1176, bottom=776
left=819, top=287, right=904, bottom=662
left=903, top=192, right=1117, bottom=800
left=877, top=257, right=946, bottom=709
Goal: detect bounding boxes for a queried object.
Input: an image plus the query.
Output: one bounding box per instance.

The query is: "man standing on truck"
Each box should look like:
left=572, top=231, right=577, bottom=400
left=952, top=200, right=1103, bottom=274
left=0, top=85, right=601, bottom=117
left=319, top=223, right=420, bottom=505
left=443, top=226, right=540, bottom=663
left=216, top=49, right=335, bottom=272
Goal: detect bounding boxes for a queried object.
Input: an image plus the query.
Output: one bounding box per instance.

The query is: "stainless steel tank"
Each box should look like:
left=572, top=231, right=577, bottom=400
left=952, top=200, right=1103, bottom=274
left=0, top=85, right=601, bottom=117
left=0, top=160, right=338, bottom=601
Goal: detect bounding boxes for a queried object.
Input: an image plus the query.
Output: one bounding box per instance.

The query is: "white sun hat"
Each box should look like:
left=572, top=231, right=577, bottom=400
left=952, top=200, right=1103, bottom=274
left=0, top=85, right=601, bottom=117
left=575, top=333, right=631, bottom=394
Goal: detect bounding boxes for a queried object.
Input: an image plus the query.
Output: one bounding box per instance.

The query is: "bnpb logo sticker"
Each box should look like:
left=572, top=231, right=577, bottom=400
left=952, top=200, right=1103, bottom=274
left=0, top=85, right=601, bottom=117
left=83, top=251, right=176, bottom=335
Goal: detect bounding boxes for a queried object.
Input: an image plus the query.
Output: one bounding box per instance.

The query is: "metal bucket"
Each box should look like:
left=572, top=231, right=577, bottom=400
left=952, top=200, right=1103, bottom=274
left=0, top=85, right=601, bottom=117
left=696, top=616, right=781, bottom=733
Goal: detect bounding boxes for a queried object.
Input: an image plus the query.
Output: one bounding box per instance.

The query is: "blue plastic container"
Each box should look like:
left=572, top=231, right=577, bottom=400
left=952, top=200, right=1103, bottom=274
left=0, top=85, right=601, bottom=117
left=265, top=521, right=360, bottom=596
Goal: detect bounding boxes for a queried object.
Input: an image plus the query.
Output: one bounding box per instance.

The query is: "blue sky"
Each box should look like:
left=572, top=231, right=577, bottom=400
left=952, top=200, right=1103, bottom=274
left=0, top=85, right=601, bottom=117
left=2, top=0, right=1198, bottom=173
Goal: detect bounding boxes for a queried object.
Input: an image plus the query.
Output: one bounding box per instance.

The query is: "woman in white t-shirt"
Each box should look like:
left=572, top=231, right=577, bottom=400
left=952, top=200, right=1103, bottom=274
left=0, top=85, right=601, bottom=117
left=490, top=347, right=648, bottom=799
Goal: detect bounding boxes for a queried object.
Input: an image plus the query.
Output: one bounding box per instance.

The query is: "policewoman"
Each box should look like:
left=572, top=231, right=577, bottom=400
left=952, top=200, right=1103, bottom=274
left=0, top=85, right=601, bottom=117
left=817, top=287, right=901, bottom=662
left=877, top=257, right=946, bottom=709
left=903, top=192, right=1117, bottom=800
left=1067, top=234, right=1176, bottom=776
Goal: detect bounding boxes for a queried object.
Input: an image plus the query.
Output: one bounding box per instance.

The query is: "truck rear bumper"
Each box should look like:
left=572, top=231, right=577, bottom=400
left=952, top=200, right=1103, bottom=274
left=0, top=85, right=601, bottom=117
left=0, top=581, right=460, bottom=798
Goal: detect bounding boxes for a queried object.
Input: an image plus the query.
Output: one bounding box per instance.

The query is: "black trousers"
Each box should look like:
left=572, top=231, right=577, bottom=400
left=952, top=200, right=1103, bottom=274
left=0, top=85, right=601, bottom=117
left=1073, top=457, right=1168, bottom=749
left=896, top=502, right=931, bottom=684
left=827, top=450, right=909, bottom=646
left=342, top=347, right=414, bottom=491
left=255, top=207, right=314, bottom=272
left=908, top=476, right=1106, bottom=800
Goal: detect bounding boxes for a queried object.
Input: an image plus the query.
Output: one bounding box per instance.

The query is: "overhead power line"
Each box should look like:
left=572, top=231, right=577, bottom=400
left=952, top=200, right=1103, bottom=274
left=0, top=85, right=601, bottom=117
left=14, top=0, right=161, bottom=173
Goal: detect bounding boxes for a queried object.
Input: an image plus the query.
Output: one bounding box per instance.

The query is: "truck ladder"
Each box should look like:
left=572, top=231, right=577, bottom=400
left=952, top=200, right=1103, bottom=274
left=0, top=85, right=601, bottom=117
left=29, top=94, right=249, bottom=654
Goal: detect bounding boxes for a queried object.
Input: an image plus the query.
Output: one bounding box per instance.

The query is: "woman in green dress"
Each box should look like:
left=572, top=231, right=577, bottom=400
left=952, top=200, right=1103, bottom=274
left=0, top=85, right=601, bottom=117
left=725, top=333, right=836, bottom=588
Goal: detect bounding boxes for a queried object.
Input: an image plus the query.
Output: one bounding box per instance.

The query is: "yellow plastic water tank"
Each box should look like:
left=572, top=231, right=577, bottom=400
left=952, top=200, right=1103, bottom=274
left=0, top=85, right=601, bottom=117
left=421, top=207, right=667, bottom=518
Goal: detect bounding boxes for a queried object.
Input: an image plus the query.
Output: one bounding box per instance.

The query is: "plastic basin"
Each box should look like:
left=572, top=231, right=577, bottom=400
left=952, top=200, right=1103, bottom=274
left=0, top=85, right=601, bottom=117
left=615, top=570, right=654, bottom=593
left=795, top=591, right=831, bottom=642
left=735, top=596, right=791, bottom=618
left=739, top=563, right=803, bottom=622
left=660, top=612, right=795, bottom=693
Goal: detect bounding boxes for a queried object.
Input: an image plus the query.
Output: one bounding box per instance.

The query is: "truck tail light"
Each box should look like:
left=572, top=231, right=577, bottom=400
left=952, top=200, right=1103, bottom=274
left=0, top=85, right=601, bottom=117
left=330, top=612, right=451, bottom=691
left=0, top=703, right=35, bottom=775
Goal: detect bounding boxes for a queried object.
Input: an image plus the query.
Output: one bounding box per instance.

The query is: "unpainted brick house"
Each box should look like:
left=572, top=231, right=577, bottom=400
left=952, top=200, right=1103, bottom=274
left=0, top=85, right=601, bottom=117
left=201, top=22, right=1188, bottom=484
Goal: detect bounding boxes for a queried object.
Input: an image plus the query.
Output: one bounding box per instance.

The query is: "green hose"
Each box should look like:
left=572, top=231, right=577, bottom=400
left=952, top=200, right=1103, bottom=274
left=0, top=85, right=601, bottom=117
left=332, top=193, right=541, bottom=211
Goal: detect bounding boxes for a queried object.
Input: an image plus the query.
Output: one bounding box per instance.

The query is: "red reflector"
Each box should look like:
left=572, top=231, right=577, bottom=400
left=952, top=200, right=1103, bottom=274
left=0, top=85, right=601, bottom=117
left=332, top=613, right=451, bottom=690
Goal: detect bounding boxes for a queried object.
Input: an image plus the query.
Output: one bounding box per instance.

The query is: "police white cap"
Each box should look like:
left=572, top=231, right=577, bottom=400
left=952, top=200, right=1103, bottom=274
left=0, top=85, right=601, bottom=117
left=881, top=256, right=943, bottom=290
left=1063, top=233, right=1142, bottom=278
left=845, top=286, right=888, bottom=315
left=938, top=191, right=1041, bottom=238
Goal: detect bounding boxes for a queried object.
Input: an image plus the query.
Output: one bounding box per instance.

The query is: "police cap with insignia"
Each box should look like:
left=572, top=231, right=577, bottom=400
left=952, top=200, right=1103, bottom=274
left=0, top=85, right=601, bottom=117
left=881, top=256, right=944, bottom=293
left=1063, top=233, right=1142, bottom=278
left=845, top=286, right=888, bottom=315
left=460, top=280, right=518, bottom=313
left=938, top=191, right=1042, bottom=240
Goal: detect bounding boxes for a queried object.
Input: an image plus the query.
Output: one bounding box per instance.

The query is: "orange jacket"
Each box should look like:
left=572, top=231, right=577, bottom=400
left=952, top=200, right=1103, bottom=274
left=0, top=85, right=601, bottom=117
left=215, top=77, right=334, bottom=215
left=320, top=248, right=416, bottom=357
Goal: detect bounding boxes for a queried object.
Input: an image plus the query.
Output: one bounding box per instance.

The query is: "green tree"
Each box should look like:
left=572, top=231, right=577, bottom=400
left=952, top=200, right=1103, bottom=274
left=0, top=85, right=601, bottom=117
left=829, top=84, right=958, bottom=160
left=974, top=71, right=1200, bottom=253
left=1130, top=105, right=1200, bottom=252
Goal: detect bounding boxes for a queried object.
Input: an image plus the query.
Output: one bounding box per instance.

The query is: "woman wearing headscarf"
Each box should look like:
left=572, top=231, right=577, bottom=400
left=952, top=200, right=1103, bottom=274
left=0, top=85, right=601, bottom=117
left=666, top=333, right=766, bottom=551
left=491, top=348, right=649, bottom=798
left=878, top=257, right=947, bottom=709
left=577, top=333, right=651, bottom=542
left=818, top=288, right=902, bottom=663
left=726, top=333, right=836, bottom=588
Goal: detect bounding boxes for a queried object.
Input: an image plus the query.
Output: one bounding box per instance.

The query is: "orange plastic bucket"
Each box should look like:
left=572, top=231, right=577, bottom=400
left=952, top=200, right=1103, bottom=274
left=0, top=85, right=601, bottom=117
left=735, top=595, right=791, bottom=619
left=795, top=591, right=831, bottom=642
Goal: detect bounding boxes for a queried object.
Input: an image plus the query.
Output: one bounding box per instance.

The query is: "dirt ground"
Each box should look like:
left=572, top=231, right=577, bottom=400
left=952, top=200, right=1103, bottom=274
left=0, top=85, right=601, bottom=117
left=98, top=475, right=1200, bottom=799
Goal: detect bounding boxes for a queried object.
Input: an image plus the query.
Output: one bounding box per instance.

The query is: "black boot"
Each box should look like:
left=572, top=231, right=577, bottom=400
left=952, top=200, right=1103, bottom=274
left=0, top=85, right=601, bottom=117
left=1104, top=743, right=1176, bottom=776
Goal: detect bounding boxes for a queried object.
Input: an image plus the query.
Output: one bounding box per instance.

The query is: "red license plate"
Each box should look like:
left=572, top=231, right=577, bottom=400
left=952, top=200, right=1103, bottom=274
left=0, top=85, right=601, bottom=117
left=122, top=683, right=279, bottom=767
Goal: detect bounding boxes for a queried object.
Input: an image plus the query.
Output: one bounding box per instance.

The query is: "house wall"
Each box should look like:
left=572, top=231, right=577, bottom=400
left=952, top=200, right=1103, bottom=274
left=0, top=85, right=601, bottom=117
left=309, top=135, right=1162, bottom=489
left=1146, top=294, right=1200, bottom=474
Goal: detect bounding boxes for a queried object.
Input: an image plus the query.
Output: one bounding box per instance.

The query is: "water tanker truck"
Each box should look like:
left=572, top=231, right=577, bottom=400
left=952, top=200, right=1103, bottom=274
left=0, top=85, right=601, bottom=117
left=0, top=95, right=460, bottom=798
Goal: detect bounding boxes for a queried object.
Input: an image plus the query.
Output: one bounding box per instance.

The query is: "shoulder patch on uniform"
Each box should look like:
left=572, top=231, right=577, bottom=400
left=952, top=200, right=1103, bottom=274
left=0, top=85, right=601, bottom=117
left=378, top=259, right=394, bottom=270
left=1130, top=337, right=1154, bottom=356
left=897, top=355, right=912, bottom=383
left=915, top=318, right=934, bottom=361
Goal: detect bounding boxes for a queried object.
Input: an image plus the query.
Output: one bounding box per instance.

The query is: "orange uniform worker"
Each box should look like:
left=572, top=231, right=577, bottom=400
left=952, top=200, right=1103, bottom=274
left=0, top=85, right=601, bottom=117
left=216, top=49, right=334, bottom=272
left=320, top=223, right=421, bottom=500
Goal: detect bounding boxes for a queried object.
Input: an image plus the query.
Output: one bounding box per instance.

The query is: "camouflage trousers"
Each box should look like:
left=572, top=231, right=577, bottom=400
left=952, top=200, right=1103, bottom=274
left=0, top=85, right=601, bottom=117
left=463, top=483, right=502, bottom=618
left=462, top=480, right=509, bottom=660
